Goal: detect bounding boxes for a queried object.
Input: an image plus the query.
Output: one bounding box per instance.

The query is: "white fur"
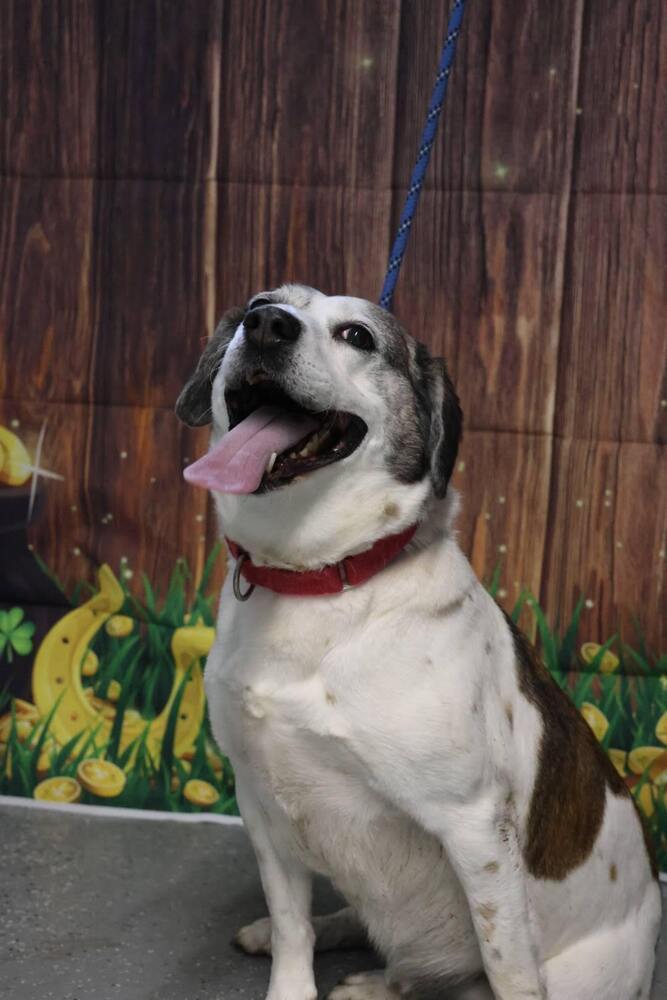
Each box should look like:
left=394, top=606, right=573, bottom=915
left=198, top=288, right=661, bottom=1000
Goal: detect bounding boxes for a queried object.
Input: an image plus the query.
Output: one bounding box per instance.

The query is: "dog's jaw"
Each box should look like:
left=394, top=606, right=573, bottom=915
left=212, top=464, right=434, bottom=570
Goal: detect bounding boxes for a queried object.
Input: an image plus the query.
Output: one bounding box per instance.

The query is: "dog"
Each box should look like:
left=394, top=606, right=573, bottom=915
left=176, top=284, right=661, bottom=1000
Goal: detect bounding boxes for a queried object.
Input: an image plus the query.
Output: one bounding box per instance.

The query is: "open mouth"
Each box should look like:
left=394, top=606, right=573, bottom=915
left=224, top=375, right=367, bottom=493
left=183, top=373, right=367, bottom=496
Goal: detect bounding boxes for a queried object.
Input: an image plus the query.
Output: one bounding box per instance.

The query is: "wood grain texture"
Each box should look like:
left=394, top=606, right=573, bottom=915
left=573, top=0, right=666, bottom=193
left=0, top=0, right=99, bottom=177
left=0, top=1, right=664, bottom=650
left=393, top=0, right=584, bottom=193
left=451, top=428, right=554, bottom=637
left=391, top=190, right=569, bottom=434
left=0, top=178, right=94, bottom=404
left=218, top=0, right=400, bottom=188
left=97, top=0, right=223, bottom=179
left=215, top=182, right=392, bottom=308
left=91, top=179, right=211, bottom=408
left=540, top=438, right=666, bottom=652
left=85, top=404, right=210, bottom=596
left=555, top=194, right=667, bottom=444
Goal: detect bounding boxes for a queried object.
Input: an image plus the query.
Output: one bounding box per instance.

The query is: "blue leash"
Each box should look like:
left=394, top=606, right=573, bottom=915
left=379, top=0, right=467, bottom=311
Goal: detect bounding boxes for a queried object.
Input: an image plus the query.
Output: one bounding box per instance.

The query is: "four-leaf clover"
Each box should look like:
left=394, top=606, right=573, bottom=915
left=0, top=608, right=36, bottom=662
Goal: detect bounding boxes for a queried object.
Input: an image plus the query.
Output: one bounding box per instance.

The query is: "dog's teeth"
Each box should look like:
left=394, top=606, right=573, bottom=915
left=266, top=452, right=278, bottom=473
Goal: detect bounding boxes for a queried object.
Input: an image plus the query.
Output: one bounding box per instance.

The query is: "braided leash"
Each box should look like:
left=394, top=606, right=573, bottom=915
left=379, top=0, right=467, bottom=311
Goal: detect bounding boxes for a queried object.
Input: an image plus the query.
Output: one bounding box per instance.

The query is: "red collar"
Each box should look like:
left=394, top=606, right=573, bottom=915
left=226, top=524, right=418, bottom=599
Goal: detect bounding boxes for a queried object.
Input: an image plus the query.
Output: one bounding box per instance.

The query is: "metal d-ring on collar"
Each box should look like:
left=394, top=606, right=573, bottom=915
left=232, top=553, right=255, bottom=602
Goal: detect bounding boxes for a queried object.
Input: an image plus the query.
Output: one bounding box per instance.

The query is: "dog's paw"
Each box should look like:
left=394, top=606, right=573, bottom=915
left=327, top=971, right=401, bottom=1000
left=233, top=915, right=272, bottom=955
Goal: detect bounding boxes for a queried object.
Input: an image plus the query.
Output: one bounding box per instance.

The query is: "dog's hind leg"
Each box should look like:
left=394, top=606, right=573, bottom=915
left=235, top=905, right=369, bottom=956
left=313, top=906, right=371, bottom=951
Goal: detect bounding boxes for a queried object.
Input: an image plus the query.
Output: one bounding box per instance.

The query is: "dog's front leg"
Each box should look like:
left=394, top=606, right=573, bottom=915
left=234, top=773, right=317, bottom=1000
left=426, top=794, right=546, bottom=1000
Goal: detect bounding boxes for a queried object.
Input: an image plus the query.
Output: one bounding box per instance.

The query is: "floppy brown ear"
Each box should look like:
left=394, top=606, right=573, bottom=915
left=175, top=307, right=244, bottom=427
left=414, top=345, right=462, bottom=499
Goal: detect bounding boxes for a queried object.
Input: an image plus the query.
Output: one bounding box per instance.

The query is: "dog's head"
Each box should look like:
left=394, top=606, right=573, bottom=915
left=176, top=284, right=462, bottom=567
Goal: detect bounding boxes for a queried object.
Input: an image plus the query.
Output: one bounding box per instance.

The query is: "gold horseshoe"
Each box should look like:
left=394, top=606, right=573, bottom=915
left=32, top=565, right=214, bottom=762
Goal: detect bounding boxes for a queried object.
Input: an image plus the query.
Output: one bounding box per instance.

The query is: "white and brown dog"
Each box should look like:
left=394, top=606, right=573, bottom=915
left=177, top=284, right=661, bottom=1000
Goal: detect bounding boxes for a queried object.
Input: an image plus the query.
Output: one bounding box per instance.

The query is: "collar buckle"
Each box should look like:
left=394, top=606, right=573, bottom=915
left=337, top=558, right=350, bottom=591
left=232, top=552, right=256, bottom=602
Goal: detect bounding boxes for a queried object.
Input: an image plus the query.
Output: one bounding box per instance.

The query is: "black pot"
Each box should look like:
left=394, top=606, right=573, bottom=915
left=0, top=485, right=67, bottom=606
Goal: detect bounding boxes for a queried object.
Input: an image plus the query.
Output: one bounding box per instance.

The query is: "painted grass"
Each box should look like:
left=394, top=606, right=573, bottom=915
left=485, top=575, right=667, bottom=870
left=1, top=545, right=236, bottom=816
left=1, top=554, right=665, bottom=869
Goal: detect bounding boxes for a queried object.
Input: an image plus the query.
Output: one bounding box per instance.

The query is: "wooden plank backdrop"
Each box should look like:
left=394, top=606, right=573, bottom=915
left=0, top=0, right=664, bottom=650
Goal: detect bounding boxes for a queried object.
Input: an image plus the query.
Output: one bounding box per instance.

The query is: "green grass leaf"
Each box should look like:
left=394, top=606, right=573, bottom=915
left=105, top=646, right=143, bottom=764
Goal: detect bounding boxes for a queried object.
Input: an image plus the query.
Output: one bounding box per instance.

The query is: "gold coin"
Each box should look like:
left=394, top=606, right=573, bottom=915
left=77, top=758, right=126, bottom=798
left=80, top=650, right=99, bottom=677
left=106, top=680, right=122, bottom=702
left=34, top=776, right=82, bottom=803
left=14, top=699, right=41, bottom=722
left=607, top=748, right=627, bottom=778
left=105, top=615, right=134, bottom=638
left=183, top=778, right=220, bottom=808
left=628, top=746, right=666, bottom=777
left=0, top=714, right=34, bottom=743
left=580, top=703, right=609, bottom=742
left=0, top=426, right=31, bottom=486
left=580, top=642, right=620, bottom=674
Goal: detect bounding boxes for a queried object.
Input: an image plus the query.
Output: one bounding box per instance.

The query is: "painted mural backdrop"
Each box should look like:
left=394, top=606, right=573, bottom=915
left=1, top=1, right=665, bottom=869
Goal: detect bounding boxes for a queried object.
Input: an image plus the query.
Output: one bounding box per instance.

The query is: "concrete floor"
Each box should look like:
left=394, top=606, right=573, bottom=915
left=1, top=802, right=665, bottom=1000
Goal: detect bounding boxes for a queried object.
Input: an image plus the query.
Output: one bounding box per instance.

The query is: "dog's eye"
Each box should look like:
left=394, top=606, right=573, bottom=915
left=337, top=325, right=375, bottom=352
left=248, top=297, right=272, bottom=310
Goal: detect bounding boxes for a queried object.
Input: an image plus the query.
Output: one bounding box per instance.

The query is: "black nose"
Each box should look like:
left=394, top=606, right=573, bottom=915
left=243, top=305, right=301, bottom=351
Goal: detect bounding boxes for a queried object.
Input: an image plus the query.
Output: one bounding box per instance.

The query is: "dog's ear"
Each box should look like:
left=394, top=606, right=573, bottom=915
left=175, top=307, right=244, bottom=427
left=415, top=346, right=463, bottom=499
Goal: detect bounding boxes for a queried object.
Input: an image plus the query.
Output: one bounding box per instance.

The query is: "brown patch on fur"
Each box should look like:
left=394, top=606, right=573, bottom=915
left=325, top=690, right=337, bottom=705
left=504, top=612, right=658, bottom=881
left=483, top=861, right=500, bottom=874
left=609, top=863, right=617, bottom=881
left=477, top=902, right=497, bottom=922
left=383, top=501, right=400, bottom=519
left=504, top=702, right=514, bottom=730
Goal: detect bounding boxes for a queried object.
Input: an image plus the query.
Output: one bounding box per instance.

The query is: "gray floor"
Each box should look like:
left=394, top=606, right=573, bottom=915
left=1, top=803, right=665, bottom=1000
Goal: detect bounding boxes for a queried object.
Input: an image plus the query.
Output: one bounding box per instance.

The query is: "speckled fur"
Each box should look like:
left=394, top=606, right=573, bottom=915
left=178, top=286, right=661, bottom=1000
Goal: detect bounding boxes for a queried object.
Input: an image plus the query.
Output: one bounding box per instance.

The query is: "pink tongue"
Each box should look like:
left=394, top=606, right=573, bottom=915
left=183, top=405, right=319, bottom=494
